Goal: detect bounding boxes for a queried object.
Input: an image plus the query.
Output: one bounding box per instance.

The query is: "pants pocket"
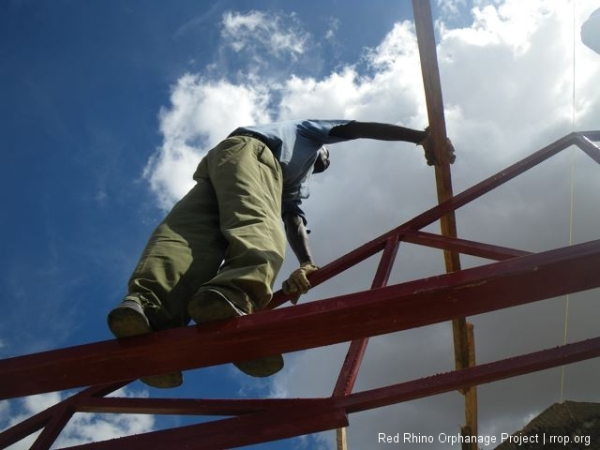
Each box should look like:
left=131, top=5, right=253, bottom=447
left=255, top=144, right=281, bottom=182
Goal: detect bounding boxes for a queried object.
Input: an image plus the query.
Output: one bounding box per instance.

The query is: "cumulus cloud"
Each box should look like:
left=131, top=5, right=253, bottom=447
left=221, top=10, right=308, bottom=59
left=437, top=0, right=468, bottom=17
left=143, top=1, right=600, bottom=448
left=0, top=387, right=154, bottom=449
left=144, top=74, right=272, bottom=209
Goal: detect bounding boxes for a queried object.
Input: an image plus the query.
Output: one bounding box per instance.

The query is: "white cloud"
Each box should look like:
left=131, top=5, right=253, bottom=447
left=324, top=17, right=340, bottom=42
left=145, top=74, right=272, bottom=209
left=143, top=1, right=600, bottom=448
left=450, top=1, right=554, bottom=53
left=437, top=0, right=469, bottom=16
left=221, top=10, right=308, bottom=59
left=0, top=388, right=154, bottom=449
left=0, top=392, right=62, bottom=450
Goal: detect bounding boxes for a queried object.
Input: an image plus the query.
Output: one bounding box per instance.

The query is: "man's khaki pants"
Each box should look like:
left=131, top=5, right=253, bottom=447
left=127, top=136, right=285, bottom=330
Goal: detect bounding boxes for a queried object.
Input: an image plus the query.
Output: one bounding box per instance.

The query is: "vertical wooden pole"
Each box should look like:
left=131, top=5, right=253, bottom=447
left=465, top=323, right=478, bottom=436
left=411, top=0, right=478, bottom=446
left=336, top=427, right=348, bottom=450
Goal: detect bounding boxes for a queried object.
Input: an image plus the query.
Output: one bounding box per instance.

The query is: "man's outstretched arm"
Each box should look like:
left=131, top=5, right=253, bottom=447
left=330, top=120, right=455, bottom=166
left=330, top=121, right=426, bottom=142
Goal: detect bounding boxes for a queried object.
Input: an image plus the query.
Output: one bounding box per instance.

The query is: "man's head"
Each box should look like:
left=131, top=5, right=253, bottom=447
left=313, top=146, right=330, bottom=173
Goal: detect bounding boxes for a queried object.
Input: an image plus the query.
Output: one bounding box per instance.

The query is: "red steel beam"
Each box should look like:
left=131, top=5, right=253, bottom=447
left=0, top=407, right=52, bottom=449
left=59, top=405, right=348, bottom=450
left=269, top=132, right=582, bottom=310
left=574, top=133, right=600, bottom=164
left=54, top=335, right=600, bottom=450
left=333, top=236, right=400, bottom=397
left=338, top=336, right=600, bottom=414
left=70, top=335, right=600, bottom=417
left=2, top=239, right=600, bottom=400
left=31, top=404, right=75, bottom=450
left=583, top=130, right=600, bottom=140
left=0, top=383, right=126, bottom=449
left=43, top=335, right=600, bottom=450
left=36, top=335, right=600, bottom=450
left=402, top=230, right=531, bottom=260
left=1, top=129, right=598, bottom=449
left=78, top=397, right=323, bottom=416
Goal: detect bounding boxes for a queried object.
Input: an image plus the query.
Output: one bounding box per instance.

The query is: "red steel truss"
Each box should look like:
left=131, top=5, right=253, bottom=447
left=1, top=130, right=600, bottom=449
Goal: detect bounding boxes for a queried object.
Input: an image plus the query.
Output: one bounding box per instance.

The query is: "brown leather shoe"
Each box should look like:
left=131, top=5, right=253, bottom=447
left=108, top=300, right=151, bottom=337
left=188, top=289, right=284, bottom=377
left=108, top=299, right=182, bottom=388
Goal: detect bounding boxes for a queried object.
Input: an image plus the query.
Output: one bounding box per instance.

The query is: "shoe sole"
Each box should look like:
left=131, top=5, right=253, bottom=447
left=189, top=290, right=284, bottom=377
left=188, top=290, right=245, bottom=323
left=234, top=357, right=284, bottom=377
left=108, top=302, right=182, bottom=389
left=140, top=372, right=183, bottom=389
left=108, top=306, right=151, bottom=338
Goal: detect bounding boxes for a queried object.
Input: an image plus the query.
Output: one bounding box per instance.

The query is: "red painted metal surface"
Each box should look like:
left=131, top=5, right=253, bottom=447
left=402, top=230, right=531, bottom=260
left=2, top=238, right=600, bottom=401
left=31, top=404, right=75, bottom=450
left=574, top=133, right=600, bottom=163
left=268, top=131, right=583, bottom=310
left=0, top=383, right=127, bottom=450
left=338, top=336, right=600, bottom=414
left=1, top=130, right=599, bottom=450
left=5, top=336, right=600, bottom=450
left=62, top=405, right=348, bottom=450
left=78, top=397, right=325, bottom=416
left=333, top=235, right=399, bottom=397
left=57, top=337, right=600, bottom=449
left=583, top=130, right=600, bottom=140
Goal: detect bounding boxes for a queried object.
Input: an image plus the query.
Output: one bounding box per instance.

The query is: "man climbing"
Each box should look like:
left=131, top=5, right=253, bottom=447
left=107, top=119, right=455, bottom=388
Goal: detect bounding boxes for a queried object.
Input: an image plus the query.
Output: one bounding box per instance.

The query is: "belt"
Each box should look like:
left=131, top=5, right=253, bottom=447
left=229, top=131, right=273, bottom=152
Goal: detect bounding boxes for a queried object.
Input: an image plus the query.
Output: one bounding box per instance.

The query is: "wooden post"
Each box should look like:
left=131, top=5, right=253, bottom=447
left=336, top=427, right=348, bottom=450
left=411, top=0, right=478, bottom=447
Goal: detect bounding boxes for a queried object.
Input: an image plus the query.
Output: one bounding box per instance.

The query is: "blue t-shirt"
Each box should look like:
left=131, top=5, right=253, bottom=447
left=230, top=119, right=353, bottom=223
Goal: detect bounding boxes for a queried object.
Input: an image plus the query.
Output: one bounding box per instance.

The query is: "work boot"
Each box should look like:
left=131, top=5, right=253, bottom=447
left=188, top=289, right=284, bottom=377
left=107, top=299, right=183, bottom=389
left=418, top=127, right=456, bottom=166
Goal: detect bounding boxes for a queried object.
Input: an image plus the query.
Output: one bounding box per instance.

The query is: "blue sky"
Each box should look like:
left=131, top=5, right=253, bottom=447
left=2, top=0, right=600, bottom=449
left=0, top=0, right=405, bottom=349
